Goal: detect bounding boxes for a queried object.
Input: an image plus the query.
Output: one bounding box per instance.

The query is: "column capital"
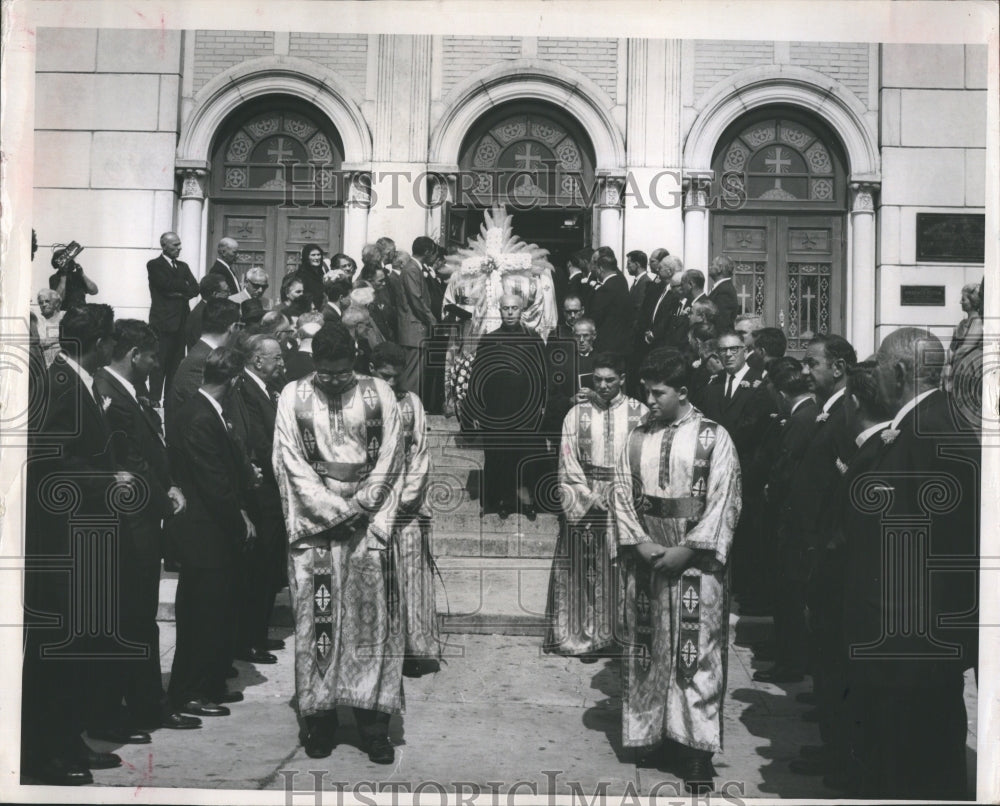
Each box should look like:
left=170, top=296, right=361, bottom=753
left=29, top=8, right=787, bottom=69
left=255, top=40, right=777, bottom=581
left=177, top=167, right=208, bottom=201
left=598, top=174, right=627, bottom=208
left=347, top=171, right=374, bottom=210
left=849, top=181, right=880, bottom=214
left=682, top=173, right=714, bottom=211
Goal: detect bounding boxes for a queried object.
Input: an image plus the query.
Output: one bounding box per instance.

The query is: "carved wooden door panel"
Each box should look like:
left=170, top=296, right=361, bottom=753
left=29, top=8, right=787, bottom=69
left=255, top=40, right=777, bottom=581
left=212, top=204, right=274, bottom=286
left=711, top=214, right=844, bottom=356
left=276, top=209, right=343, bottom=280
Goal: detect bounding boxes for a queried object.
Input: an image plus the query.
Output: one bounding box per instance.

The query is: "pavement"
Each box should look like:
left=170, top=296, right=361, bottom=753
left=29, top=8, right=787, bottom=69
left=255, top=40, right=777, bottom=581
left=71, top=413, right=980, bottom=797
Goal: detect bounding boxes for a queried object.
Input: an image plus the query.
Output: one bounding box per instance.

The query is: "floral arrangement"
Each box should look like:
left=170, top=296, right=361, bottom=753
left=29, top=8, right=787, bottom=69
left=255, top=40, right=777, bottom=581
left=447, top=351, right=474, bottom=406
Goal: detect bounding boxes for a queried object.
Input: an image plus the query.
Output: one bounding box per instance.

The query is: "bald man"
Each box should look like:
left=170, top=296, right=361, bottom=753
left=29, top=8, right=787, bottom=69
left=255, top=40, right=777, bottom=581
left=209, top=237, right=241, bottom=295
left=147, top=231, right=200, bottom=404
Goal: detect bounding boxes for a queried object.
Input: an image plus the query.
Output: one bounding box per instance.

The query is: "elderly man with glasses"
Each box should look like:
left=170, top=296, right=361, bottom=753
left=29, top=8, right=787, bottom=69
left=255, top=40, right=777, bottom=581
left=230, top=266, right=271, bottom=309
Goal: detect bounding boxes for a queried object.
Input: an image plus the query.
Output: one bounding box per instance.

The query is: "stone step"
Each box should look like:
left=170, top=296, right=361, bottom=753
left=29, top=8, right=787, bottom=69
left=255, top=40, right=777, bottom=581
left=157, top=556, right=553, bottom=636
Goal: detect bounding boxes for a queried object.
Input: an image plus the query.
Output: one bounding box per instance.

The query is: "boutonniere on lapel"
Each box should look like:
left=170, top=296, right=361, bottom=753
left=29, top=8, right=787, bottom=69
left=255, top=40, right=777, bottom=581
left=881, top=429, right=900, bottom=445
left=835, top=457, right=848, bottom=475
left=100, top=395, right=113, bottom=413
left=752, top=379, right=762, bottom=389
left=815, top=412, right=829, bottom=423
left=738, top=380, right=751, bottom=389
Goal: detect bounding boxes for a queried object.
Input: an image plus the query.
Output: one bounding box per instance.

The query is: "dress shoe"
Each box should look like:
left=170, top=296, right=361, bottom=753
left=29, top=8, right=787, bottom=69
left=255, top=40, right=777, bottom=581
left=523, top=504, right=537, bottom=522
left=752, top=666, right=805, bottom=684
left=159, top=711, right=201, bottom=730
left=751, top=644, right=776, bottom=662
left=226, top=666, right=239, bottom=679
left=179, top=699, right=230, bottom=717
left=364, top=735, right=395, bottom=765
left=217, top=691, right=244, bottom=704
left=81, top=749, right=122, bottom=770
left=682, top=756, right=715, bottom=794
left=265, top=638, right=286, bottom=650
left=497, top=504, right=510, bottom=521
left=795, top=691, right=817, bottom=705
left=25, top=757, right=93, bottom=786
left=88, top=726, right=152, bottom=745
left=789, top=756, right=830, bottom=776
left=237, top=648, right=278, bottom=664
left=304, top=729, right=336, bottom=759
left=579, top=653, right=600, bottom=664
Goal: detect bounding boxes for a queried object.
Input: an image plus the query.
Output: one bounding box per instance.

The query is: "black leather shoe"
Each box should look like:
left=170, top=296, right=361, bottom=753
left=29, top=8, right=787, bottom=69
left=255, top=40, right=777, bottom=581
left=266, top=638, right=286, bottom=650
left=217, top=691, right=244, bottom=704
left=402, top=658, right=424, bottom=678
left=179, top=699, right=230, bottom=717
left=237, top=648, right=278, bottom=664
left=88, top=727, right=152, bottom=745
left=364, top=735, right=395, bottom=765
left=682, top=756, right=715, bottom=794
left=579, top=653, right=600, bottom=664
left=751, top=643, right=776, bottom=661
left=303, top=728, right=336, bottom=759
left=160, top=711, right=201, bottom=729
left=497, top=504, right=510, bottom=521
left=753, top=666, right=805, bottom=684
left=226, top=666, right=239, bottom=679
left=81, top=749, right=122, bottom=770
left=523, top=504, right=537, bottom=522
left=25, top=757, right=93, bottom=785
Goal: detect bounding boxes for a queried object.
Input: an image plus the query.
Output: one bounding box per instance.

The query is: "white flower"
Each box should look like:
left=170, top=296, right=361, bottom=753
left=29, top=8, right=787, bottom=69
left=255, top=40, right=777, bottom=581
left=739, top=380, right=750, bottom=389
left=100, top=395, right=112, bottom=412
left=815, top=412, right=829, bottom=423
left=835, top=457, right=848, bottom=475
left=881, top=429, right=900, bottom=444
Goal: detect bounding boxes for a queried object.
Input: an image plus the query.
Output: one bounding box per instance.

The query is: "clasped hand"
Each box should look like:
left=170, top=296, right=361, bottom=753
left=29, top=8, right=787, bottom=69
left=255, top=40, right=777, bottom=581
left=635, top=542, right=695, bottom=576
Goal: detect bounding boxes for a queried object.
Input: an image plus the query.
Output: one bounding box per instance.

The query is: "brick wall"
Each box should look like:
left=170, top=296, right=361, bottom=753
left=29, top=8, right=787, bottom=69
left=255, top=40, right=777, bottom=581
left=538, top=38, right=618, bottom=101
left=193, top=30, right=274, bottom=92
left=693, top=40, right=773, bottom=98
left=289, top=33, right=368, bottom=96
left=441, top=36, right=521, bottom=97
left=790, top=42, right=869, bottom=104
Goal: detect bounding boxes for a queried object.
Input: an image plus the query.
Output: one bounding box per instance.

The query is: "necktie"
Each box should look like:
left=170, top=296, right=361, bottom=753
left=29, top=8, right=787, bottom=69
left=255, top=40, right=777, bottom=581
left=726, top=374, right=734, bottom=399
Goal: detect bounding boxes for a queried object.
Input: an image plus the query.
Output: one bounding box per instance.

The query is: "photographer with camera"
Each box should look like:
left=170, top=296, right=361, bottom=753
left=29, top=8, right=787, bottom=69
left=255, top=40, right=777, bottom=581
left=48, top=241, right=98, bottom=311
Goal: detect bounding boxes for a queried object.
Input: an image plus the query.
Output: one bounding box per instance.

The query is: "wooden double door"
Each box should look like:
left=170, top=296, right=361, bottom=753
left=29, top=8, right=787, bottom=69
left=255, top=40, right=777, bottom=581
left=711, top=214, right=844, bottom=354
left=209, top=204, right=343, bottom=296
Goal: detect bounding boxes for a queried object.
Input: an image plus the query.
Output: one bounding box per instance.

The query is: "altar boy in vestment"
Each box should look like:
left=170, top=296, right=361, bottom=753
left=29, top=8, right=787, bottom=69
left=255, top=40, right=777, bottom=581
left=371, top=342, right=442, bottom=677
left=544, top=351, right=647, bottom=659
left=611, top=348, right=742, bottom=793
left=272, top=323, right=404, bottom=764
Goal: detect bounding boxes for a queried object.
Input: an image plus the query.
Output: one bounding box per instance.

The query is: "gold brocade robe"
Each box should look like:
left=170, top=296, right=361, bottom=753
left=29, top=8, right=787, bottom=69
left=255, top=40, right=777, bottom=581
left=612, top=406, right=741, bottom=752
left=394, top=390, right=440, bottom=658
left=544, top=394, right=647, bottom=655
left=272, top=374, right=405, bottom=717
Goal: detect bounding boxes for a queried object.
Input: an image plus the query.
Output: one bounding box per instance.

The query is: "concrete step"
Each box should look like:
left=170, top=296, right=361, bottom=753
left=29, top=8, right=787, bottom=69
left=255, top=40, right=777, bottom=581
left=157, top=556, right=554, bottom=636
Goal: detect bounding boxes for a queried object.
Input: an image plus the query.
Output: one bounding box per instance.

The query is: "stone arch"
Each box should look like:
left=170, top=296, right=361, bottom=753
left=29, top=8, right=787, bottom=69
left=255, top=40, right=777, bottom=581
left=684, top=64, right=878, bottom=180
left=429, top=59, right=626, bottom=174
left=177, top=56, right=372, bottom=168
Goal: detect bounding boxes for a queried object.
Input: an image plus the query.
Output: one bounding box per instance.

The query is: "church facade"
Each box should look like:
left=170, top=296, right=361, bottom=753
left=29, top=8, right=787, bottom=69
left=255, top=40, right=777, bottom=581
left=32, top=30, right=987, bottom=356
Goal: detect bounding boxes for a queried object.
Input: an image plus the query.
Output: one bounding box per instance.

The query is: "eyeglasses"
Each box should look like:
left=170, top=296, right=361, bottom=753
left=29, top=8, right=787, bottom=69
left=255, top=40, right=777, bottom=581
left=719, top=346, right=745, bottom=353
left=248, top=281, right=269, bottom=290
left=315, top=370, right=354, bottom=382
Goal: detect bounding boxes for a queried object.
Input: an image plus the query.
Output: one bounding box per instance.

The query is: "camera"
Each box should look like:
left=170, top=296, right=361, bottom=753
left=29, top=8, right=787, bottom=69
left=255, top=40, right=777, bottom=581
left=51, top=241, right=84, bottom=273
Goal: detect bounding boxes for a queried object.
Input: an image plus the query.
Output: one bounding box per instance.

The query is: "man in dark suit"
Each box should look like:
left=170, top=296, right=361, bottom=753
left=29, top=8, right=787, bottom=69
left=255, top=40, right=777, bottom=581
left=165, top=298, right=241, bottom=437
left=233, top=335, right=287, bottom=665
left=708, top=255, right=740, bottom=331
left=751, top=357, right=819, bottom=684
left=93, top=320, right=201, bottom=732
left=394, top=244, right=437, bottom=397
left=186, top=274, right=232, bottom=349
left=167, top=348, right=255, bottom=718
left=21, top=304, right=129, bottom=784
left=321, top=275, right=352, bottom=326
left=284, top=315, right=323, bottom=382
left=588, top=252, right=632, bottom=356
left=207, top=237, right=241, bottom=296
left=842, top=330, right=978, bottom=799
left=700, top=329, right=778, bottom=614
left=419, top=241, right=447, bottom=414
left=734, top=314, right=765, bottom=372
left=562, top=248, right=595, bottom=310
left=626, top=250, right=653, bottom=315
left=147, top=231, right=199, bottom=406
left=554, top=294, right=585, bottom=341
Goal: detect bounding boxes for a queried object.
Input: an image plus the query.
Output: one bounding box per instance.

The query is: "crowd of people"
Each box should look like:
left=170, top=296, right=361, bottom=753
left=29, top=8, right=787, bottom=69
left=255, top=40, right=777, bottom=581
left=22, top=229, right=982, bottom=798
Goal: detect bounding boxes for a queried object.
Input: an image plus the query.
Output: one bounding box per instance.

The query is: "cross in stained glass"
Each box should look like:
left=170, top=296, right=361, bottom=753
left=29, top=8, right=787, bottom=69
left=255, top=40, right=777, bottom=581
left=764, top=146, right=792, bottom=192
left=801, top=285, right=816, bottom=336
left=737, top=283, right=751, bottom=313
left=515, top=143, right=542, bottom=171
left=267, top=137, right=295, bottom=184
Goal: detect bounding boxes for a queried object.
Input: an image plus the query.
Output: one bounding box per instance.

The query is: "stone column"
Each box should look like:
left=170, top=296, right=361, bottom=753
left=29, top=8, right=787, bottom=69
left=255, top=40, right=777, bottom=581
left=344, top=172, right=372, bottom=266
left=427, top=173, right=453, bottom=247
left=598, top=175, right=625, bottom=263
left=176, top=167, right=208, bottom=278
left=850, top=181, right=879, bottom=357
left=682, top=173, right=712, bottom=273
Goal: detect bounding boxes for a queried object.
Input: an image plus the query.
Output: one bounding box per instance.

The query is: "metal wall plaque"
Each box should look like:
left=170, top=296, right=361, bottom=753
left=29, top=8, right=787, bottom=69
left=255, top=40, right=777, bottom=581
left=900, top=285, right=946, bottom=307
left=916, top=213, right=985, bottom=263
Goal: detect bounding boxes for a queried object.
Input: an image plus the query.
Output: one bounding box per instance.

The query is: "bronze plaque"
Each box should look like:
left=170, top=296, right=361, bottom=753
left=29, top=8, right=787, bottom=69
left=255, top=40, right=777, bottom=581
left=900, top=285, right=946, bottom=307
left=916, top=213, right=985, bottom=263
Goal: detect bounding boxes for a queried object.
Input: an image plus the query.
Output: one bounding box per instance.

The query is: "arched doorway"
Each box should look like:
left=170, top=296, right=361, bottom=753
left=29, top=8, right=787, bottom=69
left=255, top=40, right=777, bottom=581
left=709, top=108, right=849, bottom=353
left=448, top=101, right=596, bottom=270
left=207, top=96, right=346, bottom=293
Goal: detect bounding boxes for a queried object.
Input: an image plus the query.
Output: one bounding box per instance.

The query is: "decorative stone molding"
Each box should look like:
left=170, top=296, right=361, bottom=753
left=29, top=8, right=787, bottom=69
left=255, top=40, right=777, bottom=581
left=599, top=175, right=626, bottom=208
left=177, top=56, right=372, bottom=168
left=347, top=172, right=374, bottom=209
left=684, top=64, right=879, bottom=180
left=850, top=181, right=879, bottom=214
left=177, top=167, right=208, bottom=200
left=428, top=59, right=625, bottom=174
left=682, top=174, right=713, bottom=211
